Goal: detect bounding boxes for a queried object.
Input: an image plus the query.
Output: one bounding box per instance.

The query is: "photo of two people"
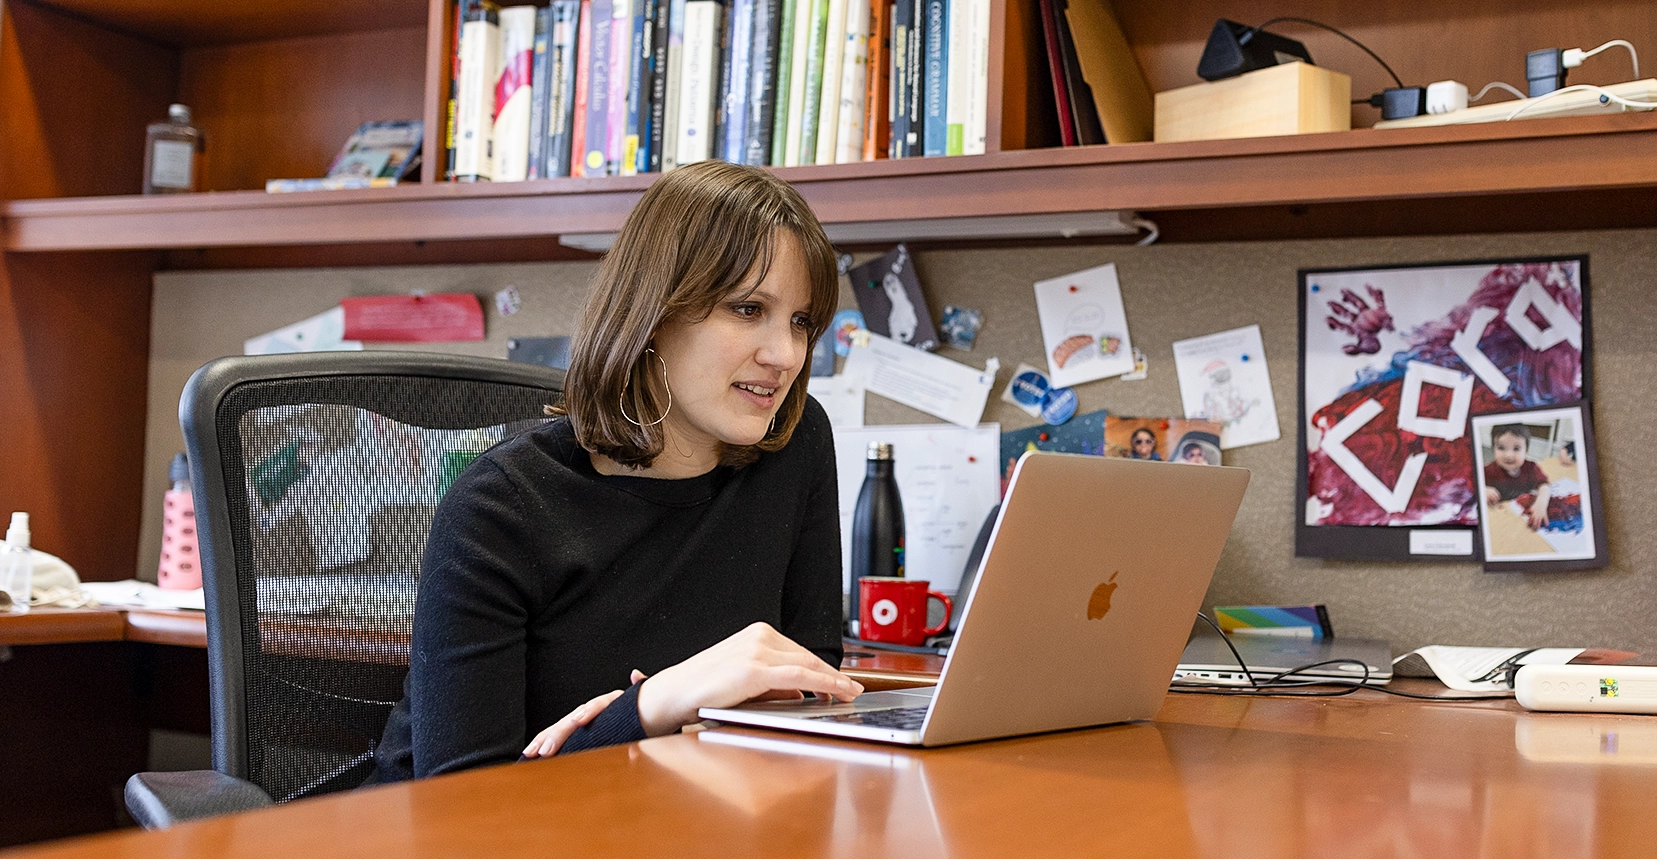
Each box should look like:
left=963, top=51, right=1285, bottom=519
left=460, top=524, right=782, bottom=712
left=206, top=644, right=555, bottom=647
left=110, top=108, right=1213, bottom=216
left=1104, top=417, right=1224, bottom=466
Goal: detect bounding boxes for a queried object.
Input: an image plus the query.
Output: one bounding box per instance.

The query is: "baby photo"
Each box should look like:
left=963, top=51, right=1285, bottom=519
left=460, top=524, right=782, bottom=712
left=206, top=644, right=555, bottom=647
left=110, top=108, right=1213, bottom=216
left=1472, top=407, right=1598, bottom=565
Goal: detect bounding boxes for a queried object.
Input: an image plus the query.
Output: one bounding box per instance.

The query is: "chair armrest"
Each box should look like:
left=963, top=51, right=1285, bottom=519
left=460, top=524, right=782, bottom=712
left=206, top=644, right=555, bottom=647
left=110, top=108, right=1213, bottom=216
left=125, top=770, right=276, bottom=829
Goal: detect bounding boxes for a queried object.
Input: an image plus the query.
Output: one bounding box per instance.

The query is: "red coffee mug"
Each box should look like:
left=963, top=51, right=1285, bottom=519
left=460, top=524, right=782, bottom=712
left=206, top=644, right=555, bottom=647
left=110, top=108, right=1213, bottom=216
left=859, top=577, right=953, bottom=647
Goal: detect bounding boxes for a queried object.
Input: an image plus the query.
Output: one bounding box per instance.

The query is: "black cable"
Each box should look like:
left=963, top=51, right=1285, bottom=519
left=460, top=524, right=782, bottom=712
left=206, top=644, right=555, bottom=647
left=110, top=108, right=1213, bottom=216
left=1243, top=17, right=1405, bottom=89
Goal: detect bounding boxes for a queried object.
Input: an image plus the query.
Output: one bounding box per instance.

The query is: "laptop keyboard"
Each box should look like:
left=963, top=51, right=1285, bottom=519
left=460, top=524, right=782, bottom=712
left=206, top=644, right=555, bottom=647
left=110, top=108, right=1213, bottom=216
left=807, top=706, right=928, bottom=731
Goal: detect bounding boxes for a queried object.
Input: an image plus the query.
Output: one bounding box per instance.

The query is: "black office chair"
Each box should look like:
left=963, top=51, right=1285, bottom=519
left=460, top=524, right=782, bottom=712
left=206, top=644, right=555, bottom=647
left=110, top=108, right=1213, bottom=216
left=125, top=352, right=563, bottom=828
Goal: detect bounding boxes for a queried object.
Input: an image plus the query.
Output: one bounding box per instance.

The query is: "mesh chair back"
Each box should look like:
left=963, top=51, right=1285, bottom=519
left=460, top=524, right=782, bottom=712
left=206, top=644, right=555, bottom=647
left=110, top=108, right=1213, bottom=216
left=180, top=353, right=562, bottom=802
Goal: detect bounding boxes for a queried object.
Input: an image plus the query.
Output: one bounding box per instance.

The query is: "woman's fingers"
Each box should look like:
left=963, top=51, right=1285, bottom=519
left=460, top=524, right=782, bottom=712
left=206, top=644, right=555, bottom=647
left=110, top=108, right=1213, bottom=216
left=522, top=688, right=626, bottom=758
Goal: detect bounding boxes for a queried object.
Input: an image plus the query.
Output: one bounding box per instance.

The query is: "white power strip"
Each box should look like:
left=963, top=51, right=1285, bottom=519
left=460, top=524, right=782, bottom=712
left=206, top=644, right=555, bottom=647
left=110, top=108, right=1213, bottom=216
left=1374, top=78, right=1657, bottom=129
left=1514, top=664, right=1657, bottom=714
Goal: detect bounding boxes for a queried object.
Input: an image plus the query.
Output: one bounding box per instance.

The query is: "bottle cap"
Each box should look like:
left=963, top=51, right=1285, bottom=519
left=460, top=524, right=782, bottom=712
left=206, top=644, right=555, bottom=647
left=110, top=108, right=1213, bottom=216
left=169, top=452, right=192, bottom=485
left=866, top=442, right=893, bottom=461
left=6, top=512, right=28, bottom=550
left=168, top=103, right=192, bottom=123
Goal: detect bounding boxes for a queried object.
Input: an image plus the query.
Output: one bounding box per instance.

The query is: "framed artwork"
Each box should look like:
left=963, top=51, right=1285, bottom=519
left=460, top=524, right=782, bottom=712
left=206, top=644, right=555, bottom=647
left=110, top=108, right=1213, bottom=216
left=1472, top=406, right=1607, bottom=571
left=1296, top=257, right=1592, bottom=562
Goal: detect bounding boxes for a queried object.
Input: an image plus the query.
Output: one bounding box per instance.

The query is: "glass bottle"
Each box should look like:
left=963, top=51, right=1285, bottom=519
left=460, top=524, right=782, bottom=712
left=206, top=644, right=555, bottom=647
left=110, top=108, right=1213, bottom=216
left=848, top=442, right=905, bottom=637
left=3, top=512, right=33, bottom=614
left=143, top=104, right=203, bottom=194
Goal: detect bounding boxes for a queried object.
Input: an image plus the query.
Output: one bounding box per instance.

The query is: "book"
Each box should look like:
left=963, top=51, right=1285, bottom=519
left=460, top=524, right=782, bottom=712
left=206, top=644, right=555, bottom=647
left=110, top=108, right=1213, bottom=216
left=1062, top=0, right=1153, bottom=144
left=769, top=0, right=799, bottom=166
left=545, top=0, right=583, bottom=177
left=889, top=0, right=917, bottom=157
left=743, top=0, right=784, bottom=165
left=780, top=0, right=815, bottom=165
left=796, top=0, right=831, bottom=163
left=646, top=0, right=671, bottom=171
left=942, top=0, right=966, bottom=154
left=920, top=0, right=946, bottom=156
left=326, top=120, right=425, bottom=181
left=454, top=1, right=502, bottom=181
left=833, top=0, right=869, bottom=163
left=1053, top=0, right=1104, bottom=146
left=813, top=0, right=849, bottom=164
left=860, top=0, right=890, bottom=161
left=493, top=6, right=538, bottom=182
left=580, top=0, right=613, bottom=176
left=444, top=0, right=473, bottom=180
left=526, top=6, right=552, bottom=179
left=622, top=0, right=651, bottom=174
left=676, top=0, right=723, bottom=164
left=661, top=0, right=687, bottom=169
left=719, top=0, right=755, bottom=163
left=606, top=0, right=634, bottom=174
left=961, top=0, right=988, bottom=154
left=1036, top=0, right=1074, bottom=146
left=265, top=176, right=399, bottom=193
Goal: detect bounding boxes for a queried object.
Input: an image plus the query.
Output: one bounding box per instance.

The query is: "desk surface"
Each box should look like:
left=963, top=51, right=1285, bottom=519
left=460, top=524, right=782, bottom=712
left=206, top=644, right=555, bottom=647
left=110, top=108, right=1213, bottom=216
left=15, top=685, right=1656, bottom=859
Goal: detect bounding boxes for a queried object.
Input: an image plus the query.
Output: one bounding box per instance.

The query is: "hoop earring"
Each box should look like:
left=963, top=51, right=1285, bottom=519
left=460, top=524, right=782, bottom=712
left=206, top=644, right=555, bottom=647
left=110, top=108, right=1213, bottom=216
left=769, top=414, right=777, bottom=434
left=619, top=348, right=672, bottom=428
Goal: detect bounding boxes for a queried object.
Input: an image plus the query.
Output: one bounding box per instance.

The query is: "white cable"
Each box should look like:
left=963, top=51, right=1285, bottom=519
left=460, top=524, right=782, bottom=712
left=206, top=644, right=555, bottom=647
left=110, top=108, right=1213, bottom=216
left=1504, top=84, right=1657, bottom=121
left=1470, top=81, right=1526, bottom=102
left=1563, top=39, right=1639, bottom=78
left=1130, top=217, right=1160, bottom=246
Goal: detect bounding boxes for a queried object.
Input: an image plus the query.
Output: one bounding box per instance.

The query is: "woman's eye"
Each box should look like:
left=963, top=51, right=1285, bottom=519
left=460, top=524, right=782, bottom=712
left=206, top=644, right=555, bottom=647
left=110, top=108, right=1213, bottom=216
left=792, top=314, right=812, bottom=329
left=732, top=303, right=760, bottom=318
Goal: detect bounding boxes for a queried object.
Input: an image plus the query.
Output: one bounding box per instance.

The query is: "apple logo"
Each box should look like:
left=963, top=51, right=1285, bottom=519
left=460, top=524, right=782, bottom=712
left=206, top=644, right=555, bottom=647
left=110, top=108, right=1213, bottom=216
left=1087, top=572, right=1119, bottom=620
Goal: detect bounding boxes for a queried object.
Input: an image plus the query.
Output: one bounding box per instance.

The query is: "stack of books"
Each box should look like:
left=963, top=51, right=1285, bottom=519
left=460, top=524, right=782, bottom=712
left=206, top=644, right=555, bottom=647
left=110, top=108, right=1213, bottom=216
left=442, top=0, right=991, bottom=181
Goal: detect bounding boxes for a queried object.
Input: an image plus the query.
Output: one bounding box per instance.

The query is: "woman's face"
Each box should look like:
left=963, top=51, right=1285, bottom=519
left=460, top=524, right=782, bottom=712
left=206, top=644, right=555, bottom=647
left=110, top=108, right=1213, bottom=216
left=1131, top=431, right=1156, bottom=456
left=651, top=230, right=814, bottom=460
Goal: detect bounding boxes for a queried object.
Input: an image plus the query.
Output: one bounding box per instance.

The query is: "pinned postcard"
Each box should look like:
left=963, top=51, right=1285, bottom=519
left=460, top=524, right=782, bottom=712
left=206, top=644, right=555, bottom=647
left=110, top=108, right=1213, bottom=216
left=842, top=332, right=999, bottom=428
left=831, top=423, right=1002, bottom=594
left=341, top=293, right=485, bottom=342
left=847, top=245, right=939, bottom=351
left=1172, top=324, right=1280, bottom=449
left=1033, top=263, right=1136, bottom=387
left=807, top=375, right=865, bottom=427
left=244, top=306, right=363, bottom=355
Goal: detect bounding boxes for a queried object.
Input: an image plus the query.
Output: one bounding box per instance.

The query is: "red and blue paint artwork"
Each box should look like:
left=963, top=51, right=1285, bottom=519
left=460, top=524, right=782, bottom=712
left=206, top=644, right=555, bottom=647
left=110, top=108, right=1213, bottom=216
left=1304, top=261, right=1585, bottom=527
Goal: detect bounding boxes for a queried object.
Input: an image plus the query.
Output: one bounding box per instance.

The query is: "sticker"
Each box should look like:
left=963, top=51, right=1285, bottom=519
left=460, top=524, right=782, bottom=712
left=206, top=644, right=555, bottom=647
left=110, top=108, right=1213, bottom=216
left=1040, top=386, right=1078, bottom=424
left=1121, top=347, right=1148, bottom=381
left=494, top=285, right=522, bottom=316
left=999, top=363, right=1050, bottom=418
left=939, top=305, right=983, bottom=351
left=831, top=308, right=866, bottom=356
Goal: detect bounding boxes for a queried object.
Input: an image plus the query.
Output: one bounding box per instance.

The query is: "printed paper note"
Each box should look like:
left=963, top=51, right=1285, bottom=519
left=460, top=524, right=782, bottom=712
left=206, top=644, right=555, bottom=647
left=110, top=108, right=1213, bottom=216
left=1172, top=324, right=1280, bottom=449
left=1033, top=263, right=1135, bottom=387
left=842, top=333, right=999, bottom=428
left=243, top=306, right=363, bottom=355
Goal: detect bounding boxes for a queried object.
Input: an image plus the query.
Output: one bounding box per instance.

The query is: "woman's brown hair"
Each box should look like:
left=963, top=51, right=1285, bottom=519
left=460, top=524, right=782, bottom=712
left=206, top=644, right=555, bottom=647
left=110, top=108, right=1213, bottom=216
left=558, top=160, right=839, bottom=469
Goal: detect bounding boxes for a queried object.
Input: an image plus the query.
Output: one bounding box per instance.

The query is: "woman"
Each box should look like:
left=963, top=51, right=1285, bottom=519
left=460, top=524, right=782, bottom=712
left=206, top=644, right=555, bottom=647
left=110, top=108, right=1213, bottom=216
left=371, top=161, right=862, bottom=780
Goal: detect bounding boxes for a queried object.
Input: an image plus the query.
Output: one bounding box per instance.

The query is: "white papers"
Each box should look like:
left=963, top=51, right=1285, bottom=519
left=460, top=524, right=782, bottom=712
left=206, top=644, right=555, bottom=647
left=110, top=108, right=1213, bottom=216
left=842, top=332, right=999, bottom=428
left=1409, top=530, right=1475, bottom=556
left=244, top=306, right=364, bottom=355
left=1172, top=324, right=1280, bottom=449
left=1394, top=645, right=1584, bottom=692
left=831, top=423, right=1002, bottom=595
left=81, top=580, right=205, bottom=611
left=1033, top=263, right=1135, bottom=387
left=807, top=375, right=865, bottom=427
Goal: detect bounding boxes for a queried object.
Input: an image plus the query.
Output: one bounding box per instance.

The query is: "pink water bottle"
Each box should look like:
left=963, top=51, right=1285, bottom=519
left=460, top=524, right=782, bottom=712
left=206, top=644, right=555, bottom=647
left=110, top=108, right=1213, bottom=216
left=158, top=453, right=201, bottom=590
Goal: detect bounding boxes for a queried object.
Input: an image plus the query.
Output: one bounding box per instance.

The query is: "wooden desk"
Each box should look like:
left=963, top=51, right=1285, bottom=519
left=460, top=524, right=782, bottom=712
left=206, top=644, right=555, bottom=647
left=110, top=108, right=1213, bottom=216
left=0, top=608, right=207, bottom=649
left=15, top=685, right=1656, bottom=858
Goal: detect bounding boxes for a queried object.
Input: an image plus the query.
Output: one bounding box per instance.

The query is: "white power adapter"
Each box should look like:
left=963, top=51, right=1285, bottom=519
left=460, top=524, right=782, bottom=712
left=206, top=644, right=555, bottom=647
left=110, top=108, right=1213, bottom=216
left=1426, top=80, right=1470, bottom=114
left=1514, top=663, right=1657, bottom=715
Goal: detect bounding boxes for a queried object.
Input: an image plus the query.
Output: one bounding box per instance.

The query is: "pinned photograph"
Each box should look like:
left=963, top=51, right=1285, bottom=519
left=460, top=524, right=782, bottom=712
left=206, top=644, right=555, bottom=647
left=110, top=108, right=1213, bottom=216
left=848, top=246, right=939, bottom=351
left=1105, top=417, right=1225, bottom=465
left=940, top=305, right=983, bottom=350
left=1033, top=263, right=1135, bottom=387
left=1473, top=406, right=1606, bottom=571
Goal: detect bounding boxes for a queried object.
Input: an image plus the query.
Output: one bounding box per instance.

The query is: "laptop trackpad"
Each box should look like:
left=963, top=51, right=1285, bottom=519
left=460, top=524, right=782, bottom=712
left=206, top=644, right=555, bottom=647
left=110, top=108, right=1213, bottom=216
left=730, top=686, right=936, bottom=717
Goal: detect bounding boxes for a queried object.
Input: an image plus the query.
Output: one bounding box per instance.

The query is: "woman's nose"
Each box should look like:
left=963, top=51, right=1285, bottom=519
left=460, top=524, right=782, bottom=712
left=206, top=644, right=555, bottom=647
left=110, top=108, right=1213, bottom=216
left=757, top=323, right=804, bottom=369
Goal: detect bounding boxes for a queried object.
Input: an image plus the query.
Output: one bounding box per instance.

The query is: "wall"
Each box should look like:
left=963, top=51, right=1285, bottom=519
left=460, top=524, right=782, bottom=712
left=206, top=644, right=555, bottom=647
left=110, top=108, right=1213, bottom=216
left=145, top=227, right=1657, bottom=655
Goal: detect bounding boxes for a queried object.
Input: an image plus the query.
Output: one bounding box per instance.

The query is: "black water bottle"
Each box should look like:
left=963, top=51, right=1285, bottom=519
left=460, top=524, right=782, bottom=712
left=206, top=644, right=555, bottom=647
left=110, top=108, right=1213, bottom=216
left=849, top=442, right=905, bottom=637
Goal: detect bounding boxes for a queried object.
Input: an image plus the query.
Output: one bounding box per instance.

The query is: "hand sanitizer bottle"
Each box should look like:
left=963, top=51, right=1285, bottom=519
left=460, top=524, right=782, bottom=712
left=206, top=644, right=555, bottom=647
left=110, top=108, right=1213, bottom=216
left=3, top=512, right=33, bottom=614
left=143, top=104, right=203, bottom=194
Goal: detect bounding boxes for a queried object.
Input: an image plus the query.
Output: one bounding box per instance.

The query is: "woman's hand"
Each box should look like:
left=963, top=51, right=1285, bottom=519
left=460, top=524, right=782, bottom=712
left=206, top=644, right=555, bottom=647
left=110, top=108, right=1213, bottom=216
left=635, top=622, right=863, bottom=737
left=522, top=688, right=627, bottom=758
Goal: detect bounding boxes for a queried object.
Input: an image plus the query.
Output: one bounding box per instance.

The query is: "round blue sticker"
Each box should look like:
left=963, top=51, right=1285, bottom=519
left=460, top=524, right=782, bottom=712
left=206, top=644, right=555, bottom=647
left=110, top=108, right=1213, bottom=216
left=830, top=308, right=866, bottom=356
left=1040, top=386, right=1078, bottom=424
left=1009, top=369, right=1049, bottom=409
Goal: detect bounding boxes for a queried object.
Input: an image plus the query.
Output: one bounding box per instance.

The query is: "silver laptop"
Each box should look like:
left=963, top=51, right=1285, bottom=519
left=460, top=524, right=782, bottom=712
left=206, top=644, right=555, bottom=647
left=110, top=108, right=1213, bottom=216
left=1174, top=633, right=1393, bottom=686
left=699, top=451, right=1251, bottom=746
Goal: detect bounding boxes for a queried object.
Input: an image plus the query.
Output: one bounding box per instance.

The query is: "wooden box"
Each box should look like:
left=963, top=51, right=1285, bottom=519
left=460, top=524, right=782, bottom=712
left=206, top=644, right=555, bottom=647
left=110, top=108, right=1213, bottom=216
left=1154, top=62, right=1351, bottom=143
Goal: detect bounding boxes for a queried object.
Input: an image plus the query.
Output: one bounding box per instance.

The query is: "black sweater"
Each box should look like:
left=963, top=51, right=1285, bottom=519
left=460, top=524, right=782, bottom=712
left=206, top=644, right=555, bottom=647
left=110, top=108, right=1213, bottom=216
left=372, top=398, right=843, bottom=780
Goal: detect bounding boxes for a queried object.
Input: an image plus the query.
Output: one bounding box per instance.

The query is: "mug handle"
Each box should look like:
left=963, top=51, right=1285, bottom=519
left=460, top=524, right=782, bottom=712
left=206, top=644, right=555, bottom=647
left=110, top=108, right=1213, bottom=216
left=922, top=591, right=954, bottom=637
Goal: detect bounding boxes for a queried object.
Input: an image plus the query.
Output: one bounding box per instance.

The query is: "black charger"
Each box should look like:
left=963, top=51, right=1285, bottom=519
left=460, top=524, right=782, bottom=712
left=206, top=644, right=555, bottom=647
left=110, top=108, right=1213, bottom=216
left=1197, top=19, right=1314, bottom=81
left=1368, top=87, right=1427, bottom=120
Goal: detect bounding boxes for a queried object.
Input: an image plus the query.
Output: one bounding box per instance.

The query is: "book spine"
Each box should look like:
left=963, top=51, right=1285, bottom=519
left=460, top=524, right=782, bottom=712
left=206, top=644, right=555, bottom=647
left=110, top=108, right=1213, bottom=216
left=676, top=0, right=721, bottom=164
left=833, top=0, right=869, bottom=163
left=1037, top=0, right=1075, bottom=146
left=661, top=0, right=687, bottom=169
left=962, top=0, right=987, bottom=154
left=526, top=6, right=552, bottom=179
left=606, top=0, right=634, bottom=175
left=921, top=0, right=946, bottom=156
left=743, top=0, right=782, bottom=165
left=547, top=0, right=582, bottom=176
left=623, top=0, right=650, bottom=175
left=454, top=2, right=501, bottom=181
left=768, top=0, right=798, bottom=166
left=942, top=0, right=966, bottom=155
left=861, top=0, right=889, bottom=161
left=647, top=0, right=671, bottom=171
left=796, top=0, right=830, bottom=164
left=780, top=0, right=815, bottom=165
left=581, top=0, right=613, bottom=175
left=720, top=0, right=754, bottom=162
left=446, top=0, right=472, bottom=180
left=812, top=0, right=848, bottom=164
left=904, top=0, right=923, bottom=156
left=889, top=0, right=911, bottom=157
left=493, top=6, right=538, bottom=182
